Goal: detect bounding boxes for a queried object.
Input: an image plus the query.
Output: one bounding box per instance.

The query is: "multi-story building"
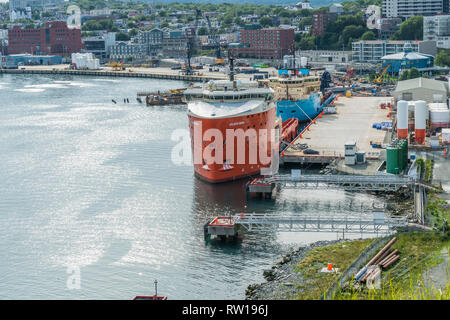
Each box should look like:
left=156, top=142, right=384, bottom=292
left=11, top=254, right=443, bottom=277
left=352, top=40, right=437, bottom=63
left=298, top=50, right=353, bottom=64
left=382, top=0, right=449, bottom=18
left=8, top=21, right=82, bottom=56
left=137, top=28, right=164, bottom=57
left=82, top=32, right=115, bottom=61
left=162, top=36, right=188, bottom=58
left=109, top=42, right=146, bottom=61
left=232, top=28, right=295, bottom=59
left=312, top=11, right=329, bottom=36
left=378, top=18, right=402, bottom=40
left=424, top=15, right=450, bottom=48
left=311, top=11, right=339, bottom=36
left=10, top=7, right=32, bottom=22
left=330, top=3, right=344, bottom=15
left=9, top=0, right=65, bottom=10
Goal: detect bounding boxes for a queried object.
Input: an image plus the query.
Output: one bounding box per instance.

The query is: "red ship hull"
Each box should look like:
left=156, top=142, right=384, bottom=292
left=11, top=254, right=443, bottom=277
left=188, top=106, right=278, bottom=183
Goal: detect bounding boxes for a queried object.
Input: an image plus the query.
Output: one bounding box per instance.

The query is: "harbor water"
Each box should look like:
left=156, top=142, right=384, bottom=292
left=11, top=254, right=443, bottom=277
left=0, top=74, right=382, bottom=299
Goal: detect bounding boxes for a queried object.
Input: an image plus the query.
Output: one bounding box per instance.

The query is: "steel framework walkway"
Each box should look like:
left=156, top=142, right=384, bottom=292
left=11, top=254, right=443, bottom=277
left=257, top=174, right=414, bottom=192
left=232, top=212, right=407, bottom=235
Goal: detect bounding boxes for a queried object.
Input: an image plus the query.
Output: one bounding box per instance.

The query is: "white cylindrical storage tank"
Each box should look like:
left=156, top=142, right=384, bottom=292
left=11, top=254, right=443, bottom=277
left=300, top=57, right=307, bottom=67
left=415, top=100, right=427, bottom=144
left=397, top=100, right=408, bottom=139
left=429, top=103, right=450, bottom=128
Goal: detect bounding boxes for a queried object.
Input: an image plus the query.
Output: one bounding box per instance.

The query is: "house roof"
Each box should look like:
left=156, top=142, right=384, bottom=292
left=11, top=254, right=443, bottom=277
left=395, top=77, right=448, bottom=93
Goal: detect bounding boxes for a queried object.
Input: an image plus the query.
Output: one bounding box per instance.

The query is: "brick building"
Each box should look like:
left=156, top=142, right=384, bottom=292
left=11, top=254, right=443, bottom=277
left=312, top=11, right=329, bottom=36
left=8, top=21, right=82, bottom=56
left=232, top=28, right=294, bottom=59
left=312, top=11, right=339, bottom=36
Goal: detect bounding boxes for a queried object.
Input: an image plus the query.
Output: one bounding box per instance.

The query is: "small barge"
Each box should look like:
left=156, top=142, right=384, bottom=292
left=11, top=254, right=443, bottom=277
left=137, top=89, right=187, bottom=106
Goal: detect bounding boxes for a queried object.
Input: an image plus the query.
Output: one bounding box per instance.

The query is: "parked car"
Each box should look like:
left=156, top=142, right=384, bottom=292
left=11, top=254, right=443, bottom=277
left=303, top=149, right=320, bottom=155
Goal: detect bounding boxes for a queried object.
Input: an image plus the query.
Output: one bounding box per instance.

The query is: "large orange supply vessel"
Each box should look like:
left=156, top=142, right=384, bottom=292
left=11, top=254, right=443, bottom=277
left=184, top=78, right=280, bottom=183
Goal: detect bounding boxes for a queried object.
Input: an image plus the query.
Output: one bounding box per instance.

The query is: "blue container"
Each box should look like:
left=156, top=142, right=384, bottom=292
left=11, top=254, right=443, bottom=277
left=372, top=144, right=378, bottom=148
left=410, top=155, right=416, bottom=160
left=372, top=123, right=378, bottom=128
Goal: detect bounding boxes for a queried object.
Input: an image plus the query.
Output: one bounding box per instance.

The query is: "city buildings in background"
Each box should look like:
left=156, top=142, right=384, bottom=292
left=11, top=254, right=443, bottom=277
left=82, top=32, right=115, bottom=62
left=382, top=0, right=449, bottom=18
left=231, top=27, right=294, bottom=59
left=352, top=40, right=437, bottom=64
left=7, top=21, right=83, bottom=56
left=424, top=14, right=450, bottom=49
left=298, top=50, right=352, bottom=64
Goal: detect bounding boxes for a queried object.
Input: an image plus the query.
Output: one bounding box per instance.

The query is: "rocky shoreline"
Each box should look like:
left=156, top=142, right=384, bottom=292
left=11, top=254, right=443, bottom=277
left=245, top=239, right=348, bottom=300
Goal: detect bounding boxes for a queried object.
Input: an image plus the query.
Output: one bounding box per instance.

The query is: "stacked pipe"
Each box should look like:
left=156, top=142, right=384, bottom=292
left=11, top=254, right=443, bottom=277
left=354, top=237, right=399, bottom=283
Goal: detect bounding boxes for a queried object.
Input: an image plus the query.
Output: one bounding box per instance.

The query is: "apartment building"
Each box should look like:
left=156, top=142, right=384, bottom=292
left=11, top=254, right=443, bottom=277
left=424, top=15, right=450, bottom=48
left=382, top=0, right=449, bottom=18
left=232, top=28, right=294, bottom=59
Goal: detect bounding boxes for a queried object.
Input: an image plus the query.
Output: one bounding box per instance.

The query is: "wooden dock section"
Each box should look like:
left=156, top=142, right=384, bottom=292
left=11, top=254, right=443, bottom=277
left=281, top=96, right=391, bottom=165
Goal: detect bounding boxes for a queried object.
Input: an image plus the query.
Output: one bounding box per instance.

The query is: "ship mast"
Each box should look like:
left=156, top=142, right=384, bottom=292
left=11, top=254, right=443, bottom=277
left=228, top=49, right=236, bottom=89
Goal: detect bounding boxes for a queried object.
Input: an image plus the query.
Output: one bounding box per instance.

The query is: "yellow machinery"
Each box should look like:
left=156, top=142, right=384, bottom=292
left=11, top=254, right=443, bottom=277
left=109, top=62, right=125, bottom=71
left=373, top=63, right=391, bottom=84
left=214, top=58, right=225, bottom=65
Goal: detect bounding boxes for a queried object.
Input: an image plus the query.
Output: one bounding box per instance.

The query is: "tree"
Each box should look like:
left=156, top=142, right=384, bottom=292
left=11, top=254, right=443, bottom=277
left=299, top=9, right=312, bottom=17
left=197, top=26, right=208, bottom=36
left=32, top=10, right=40, bottom=20
left=361, top=30, right=376, bottom=40
left=116, top=32, right=130, bottom=41
left=435, top=50, right=450, bottom=67
left=259, top=16, right=273, bottom=28
left=408, top=67, right=420, bottom=79
left=234, top=17, right=245, bottom=27
left=129, top=28, right=138, bottom=37
left=391, top=16, right=423, bottom=40
left=399, top=70, right=409, bottom=81
left=298, top=16, right=312, bottom=30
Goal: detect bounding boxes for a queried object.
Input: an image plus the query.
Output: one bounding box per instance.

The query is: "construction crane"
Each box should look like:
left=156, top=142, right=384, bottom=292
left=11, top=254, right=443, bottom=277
left=180, top=10, right=203, bottom=75
left=373, top=63, right=391, bottom=84
left=205, top=15, right=224, bottom=65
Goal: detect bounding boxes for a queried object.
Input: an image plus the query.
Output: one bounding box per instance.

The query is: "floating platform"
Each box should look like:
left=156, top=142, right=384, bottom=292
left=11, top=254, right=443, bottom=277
left=204, top=216, right=237, bottom=240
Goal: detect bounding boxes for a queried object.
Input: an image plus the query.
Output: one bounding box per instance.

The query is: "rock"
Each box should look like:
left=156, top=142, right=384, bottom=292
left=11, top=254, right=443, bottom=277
left=263, top=269, right=276, bottom=281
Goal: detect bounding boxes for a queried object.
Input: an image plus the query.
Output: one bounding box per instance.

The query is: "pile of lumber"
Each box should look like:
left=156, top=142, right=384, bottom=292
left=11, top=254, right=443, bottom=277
left=354, top=237, right=400, bottom=284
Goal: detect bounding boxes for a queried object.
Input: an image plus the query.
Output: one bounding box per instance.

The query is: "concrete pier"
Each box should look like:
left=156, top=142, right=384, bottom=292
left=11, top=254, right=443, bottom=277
left=0, top=67, right=225, bottom=82
left=281, top=97, right=391, bottom=165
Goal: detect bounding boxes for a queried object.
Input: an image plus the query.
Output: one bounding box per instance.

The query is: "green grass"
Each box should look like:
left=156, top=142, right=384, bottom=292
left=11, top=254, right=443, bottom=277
left=427, top=194, right=450, bottom=231
left=332, top=232, right=449, bottom=300
left=290, top=239, right=374, bottom=300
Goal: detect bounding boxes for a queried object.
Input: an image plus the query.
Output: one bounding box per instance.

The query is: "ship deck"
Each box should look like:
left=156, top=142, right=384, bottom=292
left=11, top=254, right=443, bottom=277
left=281, top=96, right=392, bottom=164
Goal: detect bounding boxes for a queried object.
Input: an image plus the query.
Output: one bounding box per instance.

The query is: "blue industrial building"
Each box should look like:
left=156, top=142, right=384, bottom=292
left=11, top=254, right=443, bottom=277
left=2, top=54, right=62, bottom=69
left=381, top=42, right=434, bottom=74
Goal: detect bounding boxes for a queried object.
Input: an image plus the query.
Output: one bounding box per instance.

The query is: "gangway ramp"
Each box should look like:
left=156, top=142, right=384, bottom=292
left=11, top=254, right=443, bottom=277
left=205, top=211, right=408, bottom=239
left=233, top=212, right=407, bottom=235
left=248, top=173, right=414, bottom=196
